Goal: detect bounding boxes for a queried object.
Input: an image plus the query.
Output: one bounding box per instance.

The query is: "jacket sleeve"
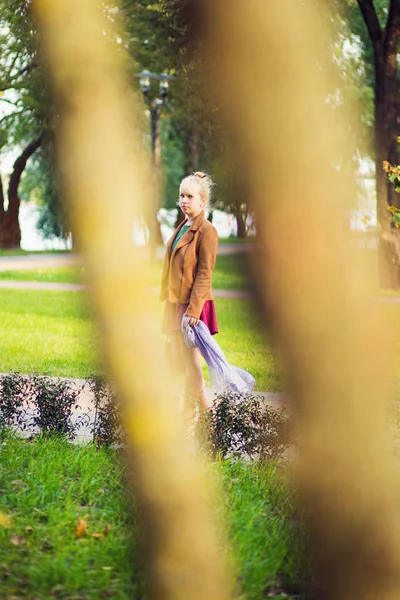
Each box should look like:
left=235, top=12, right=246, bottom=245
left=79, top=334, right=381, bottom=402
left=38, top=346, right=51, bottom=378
left=186, top=226, right=218, bottom=319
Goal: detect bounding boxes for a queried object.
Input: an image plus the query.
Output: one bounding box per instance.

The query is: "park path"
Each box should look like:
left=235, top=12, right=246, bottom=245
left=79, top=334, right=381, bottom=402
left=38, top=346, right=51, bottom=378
left=0, top=249, right=398, bottom=302
left=0, top=242, right=253, bottom=271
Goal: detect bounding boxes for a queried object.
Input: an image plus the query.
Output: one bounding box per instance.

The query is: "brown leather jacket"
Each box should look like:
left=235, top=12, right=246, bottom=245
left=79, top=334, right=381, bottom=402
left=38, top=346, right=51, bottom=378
left=160, top=211, right=218, bottom=319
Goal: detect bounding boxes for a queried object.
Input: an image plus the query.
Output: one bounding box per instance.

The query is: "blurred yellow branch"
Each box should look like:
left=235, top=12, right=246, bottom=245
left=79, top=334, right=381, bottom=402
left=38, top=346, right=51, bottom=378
left=200, top=0, right=400, bottom=598
left=32, top=1, right=231, bottom=598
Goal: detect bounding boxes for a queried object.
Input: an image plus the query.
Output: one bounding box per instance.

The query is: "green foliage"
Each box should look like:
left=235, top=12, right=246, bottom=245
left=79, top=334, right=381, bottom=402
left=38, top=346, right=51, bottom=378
left=384, top=160, right=400, bottom=192
left=0, top=0, right=48, bottom=148
left=20, top=151, right=71, bottom=241
left=88, top=375, right=125, bottom=447
left=160, top=115, right=185, bottom=209
left=198, top=391, right=291, bottom=461
left=0, top=373, right=290, bottom=460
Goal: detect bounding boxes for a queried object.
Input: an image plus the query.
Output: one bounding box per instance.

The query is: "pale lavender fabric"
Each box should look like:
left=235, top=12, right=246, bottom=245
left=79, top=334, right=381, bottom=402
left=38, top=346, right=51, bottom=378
left=181, top=315, right=255, bottom=394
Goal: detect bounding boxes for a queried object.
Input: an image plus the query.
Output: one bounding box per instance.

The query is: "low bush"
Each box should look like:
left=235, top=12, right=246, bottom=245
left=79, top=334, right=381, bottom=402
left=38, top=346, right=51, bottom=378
left=87, top=375, right=126, bottom=447
left=0, top=373, right=291, bottom=459
left=197, top=390, right=291, bottom=460
left=0, top=372, right=87, bottom=439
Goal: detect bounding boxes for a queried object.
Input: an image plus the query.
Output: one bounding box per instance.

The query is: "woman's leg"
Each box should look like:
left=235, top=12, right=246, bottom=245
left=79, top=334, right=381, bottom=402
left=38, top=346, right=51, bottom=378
left=177, top=334, right=209, bottom=416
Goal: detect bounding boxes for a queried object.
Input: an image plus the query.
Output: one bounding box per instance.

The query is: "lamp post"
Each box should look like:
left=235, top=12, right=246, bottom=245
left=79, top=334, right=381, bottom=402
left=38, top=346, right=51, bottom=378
left=136, top=70, right=175, bottom=260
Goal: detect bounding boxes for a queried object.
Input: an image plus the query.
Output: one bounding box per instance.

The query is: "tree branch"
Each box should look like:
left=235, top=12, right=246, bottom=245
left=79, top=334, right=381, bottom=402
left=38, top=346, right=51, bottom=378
left=7, top=134, right=43, bottom=210
left=356, top=0, right=383, bottom=55
left=386, top=0, right=400, bottom=34
left=385, top=0, right=400, bottom=52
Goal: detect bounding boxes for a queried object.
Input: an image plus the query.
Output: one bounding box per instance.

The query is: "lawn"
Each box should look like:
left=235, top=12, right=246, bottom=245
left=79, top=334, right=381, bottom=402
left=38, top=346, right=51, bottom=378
left=0, top=267, right=83, bottom=284
left=0, top=289, right=279, bottom=391
left=0, top=432, right=306, bottom=600
left=0, top=290, right=99, bottom=378
left=1, top=287, right=400, bottom=393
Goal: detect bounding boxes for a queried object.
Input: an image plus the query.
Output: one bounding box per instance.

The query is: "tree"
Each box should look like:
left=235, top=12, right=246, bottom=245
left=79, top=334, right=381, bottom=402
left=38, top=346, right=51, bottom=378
left=343, top=0, right=400, bottom=287
left=121, top=1, right=246, bottom=230
left=0, top=135, right=42, bottom=248
left=0, top=0, right=48, bottom=248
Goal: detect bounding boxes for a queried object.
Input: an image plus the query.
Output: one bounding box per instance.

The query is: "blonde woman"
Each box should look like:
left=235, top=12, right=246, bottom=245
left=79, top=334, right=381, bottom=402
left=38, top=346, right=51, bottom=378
left=160, top=172, right=218, bottom=420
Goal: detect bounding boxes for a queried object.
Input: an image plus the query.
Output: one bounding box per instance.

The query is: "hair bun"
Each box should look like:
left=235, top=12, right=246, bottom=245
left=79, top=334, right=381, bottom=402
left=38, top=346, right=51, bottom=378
left=193, top=171, right=207, bottom=179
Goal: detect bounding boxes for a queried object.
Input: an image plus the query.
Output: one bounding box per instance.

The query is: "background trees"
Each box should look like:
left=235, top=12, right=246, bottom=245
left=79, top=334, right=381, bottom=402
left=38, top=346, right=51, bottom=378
left=3, top=0, right=400, bottom=251
left=340, top=0, right=400, bottom=286
left=0, top=0, right=47, bottom=248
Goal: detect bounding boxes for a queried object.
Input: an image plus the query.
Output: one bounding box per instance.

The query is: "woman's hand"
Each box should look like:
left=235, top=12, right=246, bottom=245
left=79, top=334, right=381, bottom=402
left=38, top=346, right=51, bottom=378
left=186, top=315, right=200, bottom=327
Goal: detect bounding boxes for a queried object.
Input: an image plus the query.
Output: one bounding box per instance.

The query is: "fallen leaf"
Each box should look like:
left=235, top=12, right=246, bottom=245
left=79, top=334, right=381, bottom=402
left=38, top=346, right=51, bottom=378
left=11, top=480, right=22, bottom=487
left=74, top=519, right=87, bottom=537
left=101, top=566, right=113, bottom=571
left=90, top=532, right=104, bottom=539
left=10, top=535, right=26, bottom=546
left=25, top=526, right=33, bottom=534
left=0, top=512, right=12, bottom=528
left=104, top=524, right=111, bottom=536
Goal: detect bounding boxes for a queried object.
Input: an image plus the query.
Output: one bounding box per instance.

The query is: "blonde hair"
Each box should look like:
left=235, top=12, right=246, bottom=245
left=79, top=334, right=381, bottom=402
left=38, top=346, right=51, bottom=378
left=179, top=171, right=214, bottom=208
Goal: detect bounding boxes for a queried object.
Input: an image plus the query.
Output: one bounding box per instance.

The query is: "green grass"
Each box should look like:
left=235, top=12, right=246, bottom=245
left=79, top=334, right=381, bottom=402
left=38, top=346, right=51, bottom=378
left=0, top=432, right=305, bottom=600
left=5, top=287, right=400, bottom=394
left=0, top=433, right=142, bottom=599
left=0, top=290, right=98, bottom=378
left=0, top=267, right=83, bottom=284
left=213, top=254, right=253, bottom=291
left=0, top=289, right=278, bottom=391
left=217, top=460, right=306, bottom=599
left=213, top=298, right=281, bottom=392
left=218, top=237, right=257, bottom=244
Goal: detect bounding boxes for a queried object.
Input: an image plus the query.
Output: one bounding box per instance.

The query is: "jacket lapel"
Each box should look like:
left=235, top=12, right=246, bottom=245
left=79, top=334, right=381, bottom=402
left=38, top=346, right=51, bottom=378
left=170, top=226, right=194, bottom=260
left=169, top=212, right=205, bottom=260
left=167, top=219, right=186, bottom=257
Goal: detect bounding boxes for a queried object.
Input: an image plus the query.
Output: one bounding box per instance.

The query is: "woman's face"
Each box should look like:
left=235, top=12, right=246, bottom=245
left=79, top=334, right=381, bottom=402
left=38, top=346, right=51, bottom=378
left=179, top=187, right=205, bottom=219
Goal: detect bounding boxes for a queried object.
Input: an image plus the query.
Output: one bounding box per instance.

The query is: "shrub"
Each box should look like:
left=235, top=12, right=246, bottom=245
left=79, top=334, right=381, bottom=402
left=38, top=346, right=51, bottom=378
left=0, top=372, right=29, bottom=431
left=28, top=375, right=86, bottom=438
left=0, top=375, right=291, bottom=458
left=87, top=375, right=126, bottom=447
left=197, top=390, right=291, bottom=460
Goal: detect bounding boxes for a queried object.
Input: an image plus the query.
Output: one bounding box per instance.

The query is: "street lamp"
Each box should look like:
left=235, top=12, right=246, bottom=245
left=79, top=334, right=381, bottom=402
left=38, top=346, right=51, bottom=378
left=136, top=70, right=175, bottom=260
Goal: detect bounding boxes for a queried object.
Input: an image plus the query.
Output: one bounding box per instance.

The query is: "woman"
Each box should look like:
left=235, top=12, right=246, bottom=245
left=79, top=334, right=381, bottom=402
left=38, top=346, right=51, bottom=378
left=160, top=171, right=218, bottom=421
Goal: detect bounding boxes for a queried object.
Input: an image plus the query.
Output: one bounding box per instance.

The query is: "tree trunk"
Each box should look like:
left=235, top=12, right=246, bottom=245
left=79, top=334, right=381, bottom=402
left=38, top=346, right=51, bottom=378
left=357, top=0, right=400, bottom=288
left=0, top=135, right=42, bottom=249
left=148, top=108, right=163, bottom=256
left=375, top=68, right=400, bottom=287
left=236, top=212, right=246, bottom=238
left=232, top=198, right=247, bottom=238
left=175, top=128, right=201, bottom=229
